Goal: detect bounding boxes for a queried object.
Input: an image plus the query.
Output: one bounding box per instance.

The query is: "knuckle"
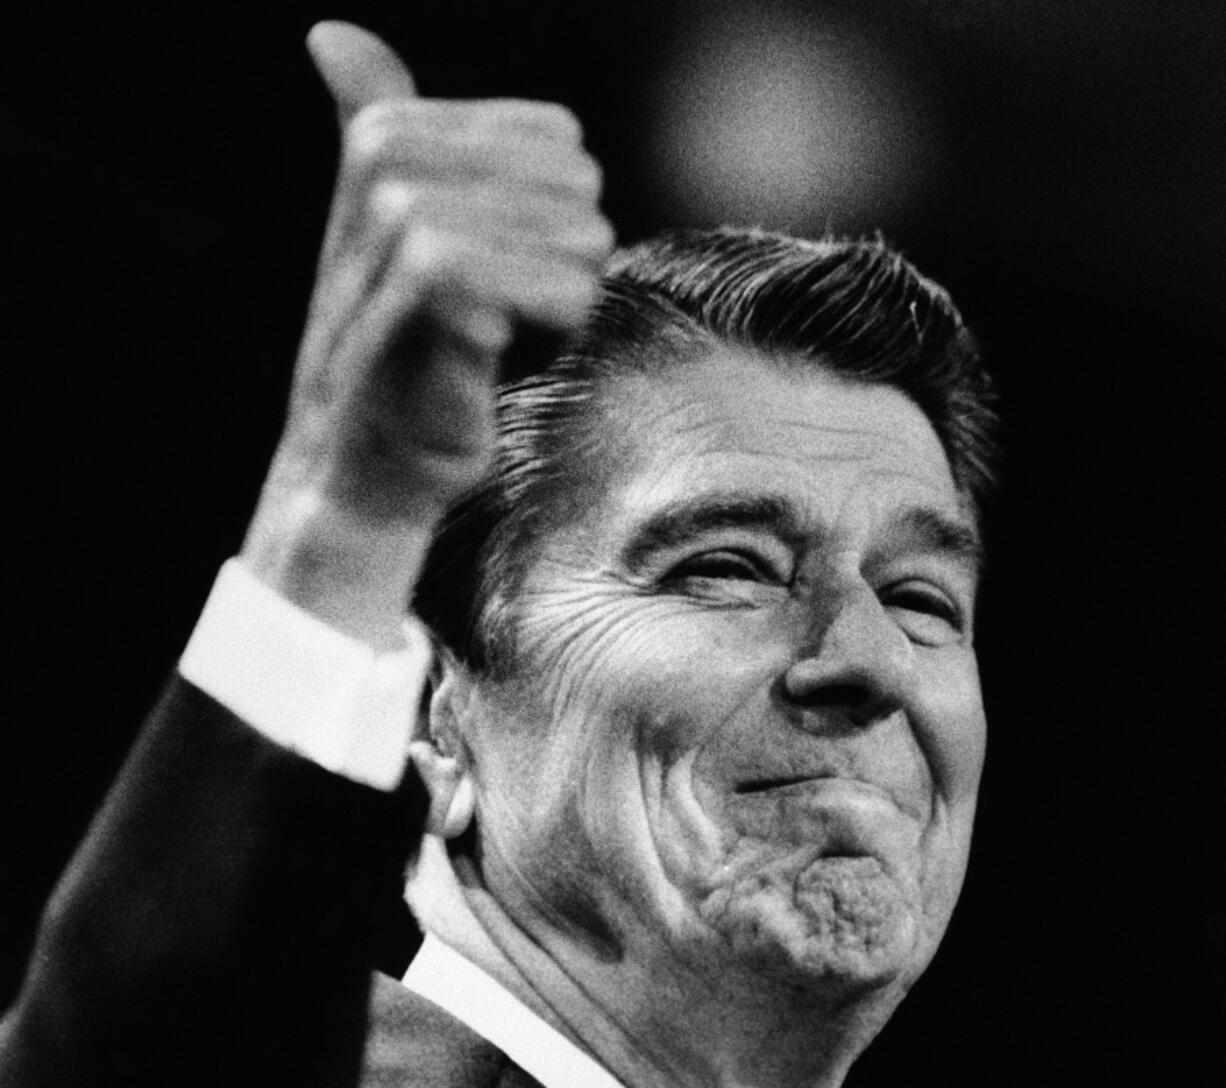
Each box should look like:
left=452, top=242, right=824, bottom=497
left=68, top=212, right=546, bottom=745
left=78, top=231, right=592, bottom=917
left=400, top=225, right=472, bottom=280
left=554, top=212, right=615, bottom=258
left=342, top=100, right=423, bottom=169
left=535, top=102, right=583, bottom=138
left=352, top=98, right=411, bottom=134
left=484, top=98, right=583, bottom=141
left=573, top=153, right=604, bottom=196
left=342, top=113, right=388, bottom=171
left=367, top=178, right=417, bottom=226
left=588, top=215, right=616, bottom=253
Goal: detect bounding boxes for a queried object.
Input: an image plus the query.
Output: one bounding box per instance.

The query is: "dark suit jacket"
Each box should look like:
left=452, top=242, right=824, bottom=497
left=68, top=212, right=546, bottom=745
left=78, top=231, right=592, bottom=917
left=0, top=677, right=545, bottom=1088
left=364, top=975, right=544, bottom=1088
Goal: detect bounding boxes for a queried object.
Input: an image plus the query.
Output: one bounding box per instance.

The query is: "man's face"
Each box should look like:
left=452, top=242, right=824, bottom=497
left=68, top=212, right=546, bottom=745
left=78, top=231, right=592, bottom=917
left=458, top=347, right=986, bottom=999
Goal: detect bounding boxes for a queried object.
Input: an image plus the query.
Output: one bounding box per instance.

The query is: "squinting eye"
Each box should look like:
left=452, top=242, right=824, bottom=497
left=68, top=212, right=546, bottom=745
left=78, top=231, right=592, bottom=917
left=669, top=551, right=771, bottom=582
left=661, top=549, right=786, bottom=606
left=883, top=583, right=964, bottom=645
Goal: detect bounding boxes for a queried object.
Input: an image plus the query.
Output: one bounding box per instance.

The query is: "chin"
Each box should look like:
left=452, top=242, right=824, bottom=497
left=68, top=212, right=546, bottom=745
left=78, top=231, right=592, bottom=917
left=698, top=854, right=928, bottom=995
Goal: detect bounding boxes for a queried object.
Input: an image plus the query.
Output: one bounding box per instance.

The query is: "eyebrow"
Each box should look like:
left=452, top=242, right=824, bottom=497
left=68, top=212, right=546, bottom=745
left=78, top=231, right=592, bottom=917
left=882, top=505, right=984, bottom=572
left=620, top=494, right=801, bottom=572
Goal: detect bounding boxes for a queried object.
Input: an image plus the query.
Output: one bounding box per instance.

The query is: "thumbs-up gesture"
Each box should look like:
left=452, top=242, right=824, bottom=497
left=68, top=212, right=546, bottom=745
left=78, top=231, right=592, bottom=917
left=242, top=24, right=613, bottom=647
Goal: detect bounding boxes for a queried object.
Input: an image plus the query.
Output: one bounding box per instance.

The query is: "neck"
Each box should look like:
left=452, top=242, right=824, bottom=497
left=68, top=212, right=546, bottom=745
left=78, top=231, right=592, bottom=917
left=406, top=835, right=902, bottom=1088
left=550, top=946, right=896, bottom=1088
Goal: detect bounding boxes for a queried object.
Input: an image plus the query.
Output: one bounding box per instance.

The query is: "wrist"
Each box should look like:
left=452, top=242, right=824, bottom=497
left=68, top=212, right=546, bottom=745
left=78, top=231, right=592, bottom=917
left=240, top=487, right=440, bottom=651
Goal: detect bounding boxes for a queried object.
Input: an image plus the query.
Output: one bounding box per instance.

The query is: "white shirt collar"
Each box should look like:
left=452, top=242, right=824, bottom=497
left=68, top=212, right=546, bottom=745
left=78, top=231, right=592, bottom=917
left=402, top=934, right=625, bottom=1088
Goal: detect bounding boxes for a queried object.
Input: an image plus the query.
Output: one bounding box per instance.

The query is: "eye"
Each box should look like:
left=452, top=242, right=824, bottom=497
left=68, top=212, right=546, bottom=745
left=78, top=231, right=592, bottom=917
left=882, top=581, right=965, bottom=646
left=670, top=550, right=770, bottom=582
left=661, top=549, right=787, bottom=604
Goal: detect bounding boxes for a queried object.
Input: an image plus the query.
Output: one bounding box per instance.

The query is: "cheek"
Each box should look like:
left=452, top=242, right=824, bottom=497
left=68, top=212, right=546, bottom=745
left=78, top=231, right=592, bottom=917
left=513, top=587, right=775, bottom=756
left=504, top=593, right=785, bottom=878
left=912, top=651, right=987, bottom=808
left=908, top=655, right=985, bottom=933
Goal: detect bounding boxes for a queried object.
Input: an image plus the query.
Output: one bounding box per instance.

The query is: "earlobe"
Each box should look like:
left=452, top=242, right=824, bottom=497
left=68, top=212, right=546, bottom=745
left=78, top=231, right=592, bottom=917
left=439, top=773, right=475, bottom=838
left=407, top=653, right=477, bottom=839
left=407, top=739, right=476, bottom=838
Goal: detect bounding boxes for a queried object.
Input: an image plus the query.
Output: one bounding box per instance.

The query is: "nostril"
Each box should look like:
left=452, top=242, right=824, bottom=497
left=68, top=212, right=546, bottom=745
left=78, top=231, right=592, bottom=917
left=784, top=677, right=899, bottom=732
left=783, top=653, right=907, bottom=725
left=802, top=683, right=869, bottom=709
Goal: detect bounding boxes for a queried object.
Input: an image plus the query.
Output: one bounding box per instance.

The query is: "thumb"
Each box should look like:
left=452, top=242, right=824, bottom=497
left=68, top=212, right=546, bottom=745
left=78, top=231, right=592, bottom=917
left=306, top=21, right=417, bottom=125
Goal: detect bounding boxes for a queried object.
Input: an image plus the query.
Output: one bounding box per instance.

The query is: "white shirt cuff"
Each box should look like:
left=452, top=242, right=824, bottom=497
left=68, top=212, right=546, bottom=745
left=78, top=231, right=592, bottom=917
left=178, top=558, right=432, bottom=792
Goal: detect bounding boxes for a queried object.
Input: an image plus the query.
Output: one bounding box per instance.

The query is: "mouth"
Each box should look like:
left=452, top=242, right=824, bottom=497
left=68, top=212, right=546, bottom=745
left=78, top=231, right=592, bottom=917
left=731, top=775, right=900, bottom=812
left=734, top=775, right=818, bottom=794
left=727, top=777, right=907, bottom=862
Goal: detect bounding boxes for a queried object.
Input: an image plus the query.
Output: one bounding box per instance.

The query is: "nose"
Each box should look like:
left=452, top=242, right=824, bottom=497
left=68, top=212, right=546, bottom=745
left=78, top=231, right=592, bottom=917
left=783, top=586, right=914, bottom=728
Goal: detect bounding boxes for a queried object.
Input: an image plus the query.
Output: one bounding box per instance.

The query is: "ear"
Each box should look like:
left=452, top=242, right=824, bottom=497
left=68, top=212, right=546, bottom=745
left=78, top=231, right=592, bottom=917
left=407, top=650, right=477, bottom=839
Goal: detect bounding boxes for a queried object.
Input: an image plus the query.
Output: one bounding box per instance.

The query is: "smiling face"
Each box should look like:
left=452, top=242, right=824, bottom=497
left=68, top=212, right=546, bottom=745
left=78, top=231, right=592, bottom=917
left=454, top=345, right=986, bottom=1003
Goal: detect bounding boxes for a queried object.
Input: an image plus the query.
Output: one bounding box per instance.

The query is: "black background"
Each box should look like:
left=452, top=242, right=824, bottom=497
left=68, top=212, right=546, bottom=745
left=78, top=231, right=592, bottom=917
left=6, top=2, right=1224, bottom=1084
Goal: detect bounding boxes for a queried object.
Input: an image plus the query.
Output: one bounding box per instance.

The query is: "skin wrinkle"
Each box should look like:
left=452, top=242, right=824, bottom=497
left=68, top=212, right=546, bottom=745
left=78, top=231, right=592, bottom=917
left=641, top=727, right=741, bottom=945
left=477, top=591, right=703, bottom=962
left=698, top=854, right=910, bottom=975
left=446, top=346, right=985, bottom=1086
left=466, top=680, right=627, bottom=961
left=516, top=576, right=689, bottom=723
left=649, top=750, right=726, bottom=892
left=692, top=717, right=931, bottom=986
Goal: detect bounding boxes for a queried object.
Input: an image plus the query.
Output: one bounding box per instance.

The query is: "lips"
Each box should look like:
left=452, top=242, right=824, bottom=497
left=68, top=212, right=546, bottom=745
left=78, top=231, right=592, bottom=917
left=725, top=776, right=914, bottom=860
left=731, top=775, right=904, bottom=814
left=727, top=772, right=929, bottom=850
left=734, top=775, right=815, bottom=794
left=734, top=773, right=889, bottom=798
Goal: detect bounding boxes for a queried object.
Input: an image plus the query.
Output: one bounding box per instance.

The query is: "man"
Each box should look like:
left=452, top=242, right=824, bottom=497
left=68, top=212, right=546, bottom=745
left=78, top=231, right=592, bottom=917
left=0, top=21, right=996, bottom=1088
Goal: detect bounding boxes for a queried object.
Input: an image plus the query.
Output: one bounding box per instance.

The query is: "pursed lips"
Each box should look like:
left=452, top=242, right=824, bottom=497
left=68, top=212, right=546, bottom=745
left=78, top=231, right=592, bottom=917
left=685, top=772, right=932, bottom=890
left=731, top=774, right=926, bottom=824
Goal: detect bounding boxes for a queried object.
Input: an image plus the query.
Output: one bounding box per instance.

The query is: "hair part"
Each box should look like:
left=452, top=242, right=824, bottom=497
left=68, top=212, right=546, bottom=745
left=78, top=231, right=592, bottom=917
left=413, top=227, right=999, bottom=674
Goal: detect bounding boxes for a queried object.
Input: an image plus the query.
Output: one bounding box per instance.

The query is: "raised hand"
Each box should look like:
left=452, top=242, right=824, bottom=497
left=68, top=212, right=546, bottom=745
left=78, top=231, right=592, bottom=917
left=241, top=23, right=613, bottom=647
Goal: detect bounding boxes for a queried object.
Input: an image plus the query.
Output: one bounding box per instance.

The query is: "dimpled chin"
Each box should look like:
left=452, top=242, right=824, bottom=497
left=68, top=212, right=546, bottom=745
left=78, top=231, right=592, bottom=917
left=697, top=853, right=919, bottom=989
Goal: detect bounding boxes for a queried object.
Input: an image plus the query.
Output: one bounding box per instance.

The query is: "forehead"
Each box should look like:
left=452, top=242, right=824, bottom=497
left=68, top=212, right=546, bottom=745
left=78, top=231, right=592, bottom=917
left=577, top=346, right=966, bottom=549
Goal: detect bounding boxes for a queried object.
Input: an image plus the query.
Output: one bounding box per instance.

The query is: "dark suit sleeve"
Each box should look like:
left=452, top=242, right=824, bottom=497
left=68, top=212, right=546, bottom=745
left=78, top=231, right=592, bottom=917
left=0, top=674, right=426, bottom=1088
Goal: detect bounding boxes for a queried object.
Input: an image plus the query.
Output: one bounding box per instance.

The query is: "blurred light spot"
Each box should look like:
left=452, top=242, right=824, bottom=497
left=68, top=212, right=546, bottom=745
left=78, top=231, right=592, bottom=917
left=644, top=9, right=946, bottom=232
